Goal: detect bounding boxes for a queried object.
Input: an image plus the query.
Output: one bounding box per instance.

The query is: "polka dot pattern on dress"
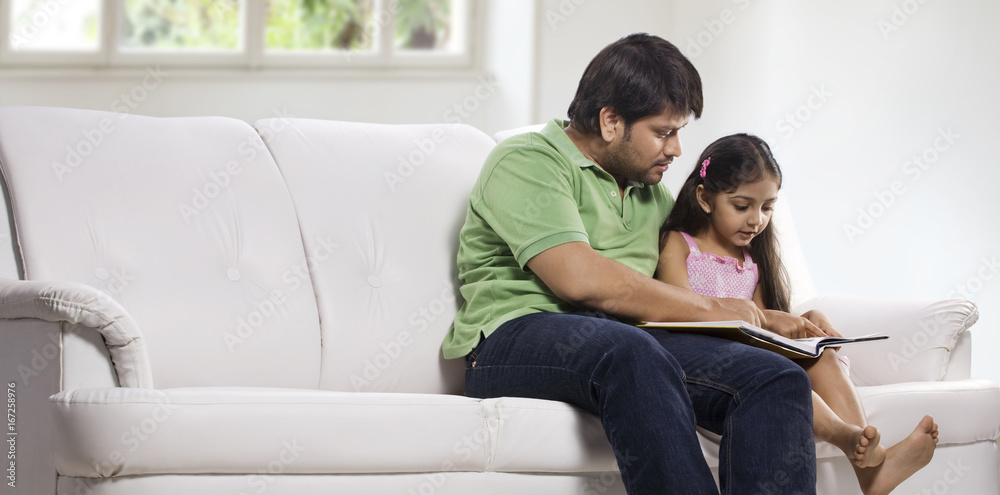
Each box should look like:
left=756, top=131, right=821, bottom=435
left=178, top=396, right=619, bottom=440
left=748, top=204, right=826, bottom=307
left=679, top=231, right=758, bottom=300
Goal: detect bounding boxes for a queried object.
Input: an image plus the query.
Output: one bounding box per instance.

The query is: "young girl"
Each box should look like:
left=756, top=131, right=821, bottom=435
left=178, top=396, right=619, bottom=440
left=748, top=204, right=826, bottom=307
left=656, top=133, right=938, bottom=495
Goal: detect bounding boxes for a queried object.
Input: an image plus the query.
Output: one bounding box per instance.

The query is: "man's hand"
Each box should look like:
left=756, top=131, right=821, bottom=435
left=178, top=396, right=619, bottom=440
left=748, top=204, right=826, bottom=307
left=761, top=309, right=826, bottom=339
left=714, top=298, right=767, bottom=328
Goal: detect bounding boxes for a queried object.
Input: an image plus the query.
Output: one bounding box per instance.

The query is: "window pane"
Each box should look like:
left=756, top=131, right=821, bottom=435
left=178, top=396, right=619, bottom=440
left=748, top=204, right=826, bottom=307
left=119, top=0, right=242, bottom=51
left=266, top=0, right=375, bottom=51
left=9, top=0, right=100, bottom=51
left=394, top=0, right=461, bottom=52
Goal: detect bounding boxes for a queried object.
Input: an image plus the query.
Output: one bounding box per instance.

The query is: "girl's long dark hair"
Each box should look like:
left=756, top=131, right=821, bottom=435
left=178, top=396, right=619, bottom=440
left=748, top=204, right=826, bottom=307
left=660, top=133, right=791, bottom=312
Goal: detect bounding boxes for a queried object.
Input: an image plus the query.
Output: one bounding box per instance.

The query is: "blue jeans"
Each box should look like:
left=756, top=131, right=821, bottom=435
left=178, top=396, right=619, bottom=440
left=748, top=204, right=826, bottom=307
left=464, top=311, right=816, bottom=495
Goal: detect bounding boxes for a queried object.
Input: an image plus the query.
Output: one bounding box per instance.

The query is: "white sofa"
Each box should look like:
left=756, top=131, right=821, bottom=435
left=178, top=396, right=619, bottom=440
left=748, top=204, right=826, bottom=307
left=0, top=106, right=996, bottom=495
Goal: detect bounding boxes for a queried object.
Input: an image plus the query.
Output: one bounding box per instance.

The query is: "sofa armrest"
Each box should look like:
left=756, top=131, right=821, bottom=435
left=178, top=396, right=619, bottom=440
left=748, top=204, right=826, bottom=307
left=942, top=330, right=972, bottom=381
left=792, top=294, right=978, bottom=386
left=0, top=278, right=153, bottom=388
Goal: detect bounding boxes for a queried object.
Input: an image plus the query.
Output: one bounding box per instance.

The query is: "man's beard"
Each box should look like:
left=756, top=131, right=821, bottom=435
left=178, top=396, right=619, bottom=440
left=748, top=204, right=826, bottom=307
left=601, top=136, right=656, bottom=185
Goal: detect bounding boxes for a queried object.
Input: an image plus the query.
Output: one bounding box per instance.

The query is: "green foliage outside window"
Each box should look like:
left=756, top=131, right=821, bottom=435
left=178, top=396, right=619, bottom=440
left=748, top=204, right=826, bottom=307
left=266, top=0, right=373, bottom=51
left=266, top=0, right=453, bottom=52
left=120, top=0, right=241, bottom=50
left=88, top=0, right=454, bottom=53
left=395, top=0, right=451, bottom=50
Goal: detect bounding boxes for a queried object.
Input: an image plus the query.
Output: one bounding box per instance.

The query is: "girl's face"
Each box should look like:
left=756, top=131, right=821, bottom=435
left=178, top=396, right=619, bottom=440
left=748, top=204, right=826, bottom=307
left=697, top=175, right=780, bottom=248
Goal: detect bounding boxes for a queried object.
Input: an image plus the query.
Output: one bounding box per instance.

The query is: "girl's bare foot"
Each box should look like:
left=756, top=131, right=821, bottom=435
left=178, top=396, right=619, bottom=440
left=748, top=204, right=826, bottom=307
left=857, top=415, right=939, bottom=495
left=853, top=425, right=885, bottom=468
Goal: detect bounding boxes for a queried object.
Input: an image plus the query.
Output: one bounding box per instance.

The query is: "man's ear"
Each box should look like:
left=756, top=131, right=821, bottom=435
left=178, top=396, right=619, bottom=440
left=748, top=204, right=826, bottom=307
left=598, top=107, right=622, bottom=143
left=695, top=185, right=712, bottom=214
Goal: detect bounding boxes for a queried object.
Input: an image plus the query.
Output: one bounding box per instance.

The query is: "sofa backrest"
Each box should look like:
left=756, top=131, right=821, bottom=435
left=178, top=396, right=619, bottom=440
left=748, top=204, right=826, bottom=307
left=0, top=107, right=322, bottom=389
left=256, top=118, right=494, bottom=395
left=768, top=195, right=817, bottom=308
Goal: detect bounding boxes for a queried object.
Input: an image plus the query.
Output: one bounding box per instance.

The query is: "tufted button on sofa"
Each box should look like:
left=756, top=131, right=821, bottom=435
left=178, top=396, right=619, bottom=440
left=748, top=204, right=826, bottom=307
left=0, top=106, right=997, bottom=495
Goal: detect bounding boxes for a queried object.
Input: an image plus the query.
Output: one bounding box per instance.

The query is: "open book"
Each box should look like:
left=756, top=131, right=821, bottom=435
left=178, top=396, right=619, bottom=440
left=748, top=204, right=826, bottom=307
left=637, top=320, right=888, bottom=359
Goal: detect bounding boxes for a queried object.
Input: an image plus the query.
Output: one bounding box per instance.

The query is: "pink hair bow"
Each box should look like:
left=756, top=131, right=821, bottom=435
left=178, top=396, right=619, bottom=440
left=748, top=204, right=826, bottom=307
left=699, top=157, right=711, bottom=178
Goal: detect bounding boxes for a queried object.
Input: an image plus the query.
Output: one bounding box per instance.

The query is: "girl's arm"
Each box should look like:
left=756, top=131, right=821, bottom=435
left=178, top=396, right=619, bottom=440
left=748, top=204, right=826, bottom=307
left=655, top=230, right=692, bottom=288
left=752, top=284, right=766, bottom=310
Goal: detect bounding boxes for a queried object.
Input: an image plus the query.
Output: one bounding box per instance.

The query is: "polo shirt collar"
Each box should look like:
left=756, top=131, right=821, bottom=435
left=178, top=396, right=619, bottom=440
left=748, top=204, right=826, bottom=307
left=541, top=119, right=646, bottom=190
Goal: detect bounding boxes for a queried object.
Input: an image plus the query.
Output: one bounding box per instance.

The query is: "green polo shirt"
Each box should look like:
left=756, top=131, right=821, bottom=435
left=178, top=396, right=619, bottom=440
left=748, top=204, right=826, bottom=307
left=442, top=119, right=675, bottom=359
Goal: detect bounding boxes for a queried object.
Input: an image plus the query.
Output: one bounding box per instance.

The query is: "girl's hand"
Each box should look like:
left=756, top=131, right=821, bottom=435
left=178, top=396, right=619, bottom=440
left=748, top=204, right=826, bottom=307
left=800, top=309, right=843, bottom=338
left=761, top=309, right=826, bottom=339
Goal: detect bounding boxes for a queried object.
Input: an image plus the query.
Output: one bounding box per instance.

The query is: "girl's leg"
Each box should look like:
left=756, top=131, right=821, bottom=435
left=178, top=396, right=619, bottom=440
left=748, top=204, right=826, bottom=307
left=810, top=390, right=880, bottom=466
left=800, top=350, right=884, bottom=468
left=802, top=349, right=940, bottom=495
left=854, top=415, right=939, bottom=495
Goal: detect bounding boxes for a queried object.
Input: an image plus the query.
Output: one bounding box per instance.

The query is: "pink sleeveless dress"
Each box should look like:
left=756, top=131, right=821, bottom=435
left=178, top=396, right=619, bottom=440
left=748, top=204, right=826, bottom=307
left=680, top=231, right=758, bottom=299
left=678, top=231, right=850, bottom=371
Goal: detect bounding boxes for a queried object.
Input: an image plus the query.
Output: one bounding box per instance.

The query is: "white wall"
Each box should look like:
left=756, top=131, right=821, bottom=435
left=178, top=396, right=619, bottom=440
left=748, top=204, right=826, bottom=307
left=694, top=0, right=1000, bottom=384
left=532, top=0, right=999, bottom=383
left=788, top=1, right=1000, bottom=383
left=533, top=0, right=673, bottom=124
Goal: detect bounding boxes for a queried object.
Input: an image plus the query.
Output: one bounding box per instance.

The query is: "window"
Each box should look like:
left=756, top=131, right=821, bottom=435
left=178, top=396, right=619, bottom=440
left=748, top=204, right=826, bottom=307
left=120, top=0, right=242, bottom=51
left=0, top=0, right=473, bottom=69
left=9, top=0, right=101, bottom=52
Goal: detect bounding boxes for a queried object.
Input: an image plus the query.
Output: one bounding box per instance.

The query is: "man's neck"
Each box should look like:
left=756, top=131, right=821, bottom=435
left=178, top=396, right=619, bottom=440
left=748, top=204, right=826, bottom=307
left=562, top=123, right=602, bottom=164
left=563, top=123, right=627, bottom=196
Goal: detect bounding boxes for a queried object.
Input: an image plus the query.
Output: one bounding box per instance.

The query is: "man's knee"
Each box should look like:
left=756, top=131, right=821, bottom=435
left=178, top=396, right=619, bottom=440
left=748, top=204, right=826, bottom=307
left=607, top=326, right=669, bottom=359
left=774, top=361, right=813, bottom=401
left=597, top=327, right=684, bottom=378
left=755, top=355, right=812, bottom=400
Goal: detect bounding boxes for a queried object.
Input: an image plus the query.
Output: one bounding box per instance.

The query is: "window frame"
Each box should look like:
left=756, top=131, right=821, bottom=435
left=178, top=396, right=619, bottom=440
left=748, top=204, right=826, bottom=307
left=0, top=0, right=476, bottom=70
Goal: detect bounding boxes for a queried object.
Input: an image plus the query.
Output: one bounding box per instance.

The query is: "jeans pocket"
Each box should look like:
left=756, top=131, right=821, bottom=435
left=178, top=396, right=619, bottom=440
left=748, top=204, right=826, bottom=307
left=465, top=347, right=480, bottom=369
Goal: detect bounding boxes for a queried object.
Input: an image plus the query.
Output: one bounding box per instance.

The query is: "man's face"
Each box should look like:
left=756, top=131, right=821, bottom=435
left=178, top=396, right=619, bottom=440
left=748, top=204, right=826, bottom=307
left=598, top=108, right=689, bottom=187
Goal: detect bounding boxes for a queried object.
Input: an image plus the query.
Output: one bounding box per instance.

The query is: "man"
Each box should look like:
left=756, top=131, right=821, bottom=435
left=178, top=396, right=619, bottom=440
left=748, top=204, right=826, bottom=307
left=443, top=33, right=817, bottom=494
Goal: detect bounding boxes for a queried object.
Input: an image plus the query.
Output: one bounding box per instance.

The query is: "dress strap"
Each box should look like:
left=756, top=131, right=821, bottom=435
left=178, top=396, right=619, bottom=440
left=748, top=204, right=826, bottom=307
left=741, top=246, right=754, bottom=267
left=678, top=231, right=701, bottom=255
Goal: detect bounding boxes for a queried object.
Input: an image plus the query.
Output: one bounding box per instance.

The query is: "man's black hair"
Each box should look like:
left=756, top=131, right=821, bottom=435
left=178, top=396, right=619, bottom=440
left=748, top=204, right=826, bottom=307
left=568, top=33, right=703, bottom=135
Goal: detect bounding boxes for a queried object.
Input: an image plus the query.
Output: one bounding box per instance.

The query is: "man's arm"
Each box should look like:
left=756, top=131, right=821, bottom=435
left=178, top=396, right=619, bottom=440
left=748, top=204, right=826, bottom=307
left=527, top=241, right=766, bottom=325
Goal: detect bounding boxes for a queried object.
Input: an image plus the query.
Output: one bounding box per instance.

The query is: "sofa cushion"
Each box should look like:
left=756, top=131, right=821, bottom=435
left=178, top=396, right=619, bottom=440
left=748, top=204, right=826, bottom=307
left=479, top=397, right=619, bottom=473
left=255, top=118, right=495, bottom=395
left=0, top=107, right=322, bottom=389
left=51, top=387, right=489, bottom=477
left=854, top=379, right=1000, bottom=446
left=484, top=380, right=1000, bottom=473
